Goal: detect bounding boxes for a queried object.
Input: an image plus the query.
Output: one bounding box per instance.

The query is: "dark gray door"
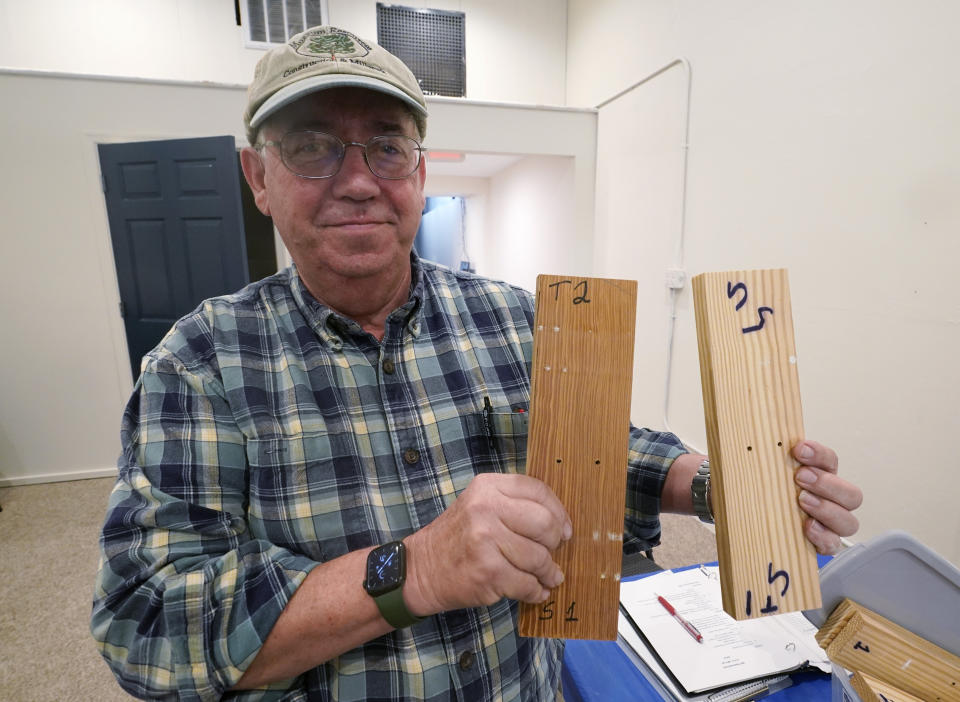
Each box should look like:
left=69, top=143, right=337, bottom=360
left=99, top=136, right=250, bottom=381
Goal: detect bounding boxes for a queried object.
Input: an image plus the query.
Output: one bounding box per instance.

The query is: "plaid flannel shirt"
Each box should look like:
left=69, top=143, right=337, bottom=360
left=92, top=256, right=685, bottom=701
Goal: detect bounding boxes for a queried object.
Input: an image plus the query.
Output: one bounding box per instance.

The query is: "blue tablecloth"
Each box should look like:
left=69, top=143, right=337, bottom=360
left=561, top=558, right=834, bottom=701
left=561, top=643, right=831, bottom=702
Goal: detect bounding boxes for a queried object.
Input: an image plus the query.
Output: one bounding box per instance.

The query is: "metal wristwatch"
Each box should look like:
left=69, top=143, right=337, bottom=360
left=691, top=459, right=715, bottom=524
left=362, top=540, right=424, bottom=629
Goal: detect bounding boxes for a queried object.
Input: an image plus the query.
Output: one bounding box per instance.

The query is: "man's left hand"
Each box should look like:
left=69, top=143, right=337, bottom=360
left=793, top=440, right=862, bottom=554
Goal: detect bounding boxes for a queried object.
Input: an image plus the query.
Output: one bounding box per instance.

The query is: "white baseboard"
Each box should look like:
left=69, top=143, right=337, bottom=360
left=0, top=467, right=118, bottom=487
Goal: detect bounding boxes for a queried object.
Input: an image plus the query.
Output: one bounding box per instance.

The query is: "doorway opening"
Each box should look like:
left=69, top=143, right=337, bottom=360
left=414, top=196, right=473, bottom=272
left=236, top=152, right=278, bottom=282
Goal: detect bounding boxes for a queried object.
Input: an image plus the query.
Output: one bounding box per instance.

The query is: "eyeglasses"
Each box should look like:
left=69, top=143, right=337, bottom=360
left=258, top=130, right=424, bottom=180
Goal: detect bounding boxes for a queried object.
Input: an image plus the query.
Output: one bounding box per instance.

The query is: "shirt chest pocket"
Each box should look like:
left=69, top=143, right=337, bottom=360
left=483, top=409, right=529, bottom=474
left=246, top=432, right=377, bottom=562
left=443, top=407, right=529, bottom=487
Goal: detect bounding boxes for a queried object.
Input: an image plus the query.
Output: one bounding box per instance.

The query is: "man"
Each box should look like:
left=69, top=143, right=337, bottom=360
left=92, top=26, right=861, bottom=701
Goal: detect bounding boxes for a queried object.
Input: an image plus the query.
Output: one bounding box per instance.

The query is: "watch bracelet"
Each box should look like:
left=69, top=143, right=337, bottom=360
left=692, top=458, right=714, bottom=524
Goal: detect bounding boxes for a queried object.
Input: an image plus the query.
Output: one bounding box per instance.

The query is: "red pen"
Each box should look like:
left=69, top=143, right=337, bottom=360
left=657, top=595, right=704, bottom=643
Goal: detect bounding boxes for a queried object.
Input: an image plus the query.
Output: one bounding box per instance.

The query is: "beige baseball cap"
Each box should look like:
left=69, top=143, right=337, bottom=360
left=243, top=26, right=428, bottom=144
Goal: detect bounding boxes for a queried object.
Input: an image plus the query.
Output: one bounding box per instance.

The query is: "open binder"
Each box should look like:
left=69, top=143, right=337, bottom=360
left=617, top=563, right=831, bottom=701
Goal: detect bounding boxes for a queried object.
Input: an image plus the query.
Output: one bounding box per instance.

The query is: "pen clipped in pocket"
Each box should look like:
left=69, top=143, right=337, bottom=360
left=474, top=396, right=529, bottom=474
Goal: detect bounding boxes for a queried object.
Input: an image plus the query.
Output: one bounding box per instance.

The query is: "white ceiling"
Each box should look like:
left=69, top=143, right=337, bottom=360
left=424, top=152, right=522, bottom=178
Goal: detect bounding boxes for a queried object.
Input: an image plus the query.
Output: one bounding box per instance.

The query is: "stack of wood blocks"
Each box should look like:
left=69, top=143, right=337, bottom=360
left=815, top=598, right=960, bottom=701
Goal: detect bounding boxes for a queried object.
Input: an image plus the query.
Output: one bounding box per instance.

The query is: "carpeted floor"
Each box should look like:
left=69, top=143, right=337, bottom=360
left=0, top=478, right=133, bottom=701
left=0, top=477, right=717, bottom=701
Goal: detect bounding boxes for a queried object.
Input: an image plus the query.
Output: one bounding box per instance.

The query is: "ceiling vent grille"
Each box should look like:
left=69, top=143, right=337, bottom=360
left=376, top=4, right=466, bottom=98
left=244, top=0, right=324, bottom=46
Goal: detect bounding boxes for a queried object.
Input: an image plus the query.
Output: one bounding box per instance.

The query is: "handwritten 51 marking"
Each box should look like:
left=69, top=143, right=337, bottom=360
left=538, top=599, right=579, bottom=623
left=745, top=562, right=790, bottom=616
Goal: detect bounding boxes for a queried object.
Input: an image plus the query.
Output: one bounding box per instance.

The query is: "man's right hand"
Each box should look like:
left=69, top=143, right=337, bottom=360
left=403, top=473, right=572, bottom=616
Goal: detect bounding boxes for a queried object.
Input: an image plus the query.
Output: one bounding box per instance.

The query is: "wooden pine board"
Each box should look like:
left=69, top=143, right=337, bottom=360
left=517, top=274, right=637, bottom=640
left=816, top=599, right=960, bottom=701
left=692, top=269, right=821, bottom=620
left=816, top=595, right=859, bottom=649
left=850, top=671, right=925, bottom=702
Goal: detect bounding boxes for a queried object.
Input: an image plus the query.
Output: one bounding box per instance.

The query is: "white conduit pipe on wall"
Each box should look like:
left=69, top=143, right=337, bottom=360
left=596, top=58, right=704, bottom=455
left=599, top=66, right=854, bottom=547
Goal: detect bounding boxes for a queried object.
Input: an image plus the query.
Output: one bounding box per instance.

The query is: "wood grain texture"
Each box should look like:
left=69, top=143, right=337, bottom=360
left=517, top=275, right=637, bottom=640
left=816, top=594, right=859, bottom=650
left=692, top=269, right=821, bottom=620
left=816, top=599, right=960, bottom=702
left=850, top=671, right=925, bottom=702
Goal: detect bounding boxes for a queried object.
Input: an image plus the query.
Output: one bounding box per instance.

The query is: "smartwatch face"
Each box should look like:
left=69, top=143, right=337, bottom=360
left=365, top=542, right=404, bottom=596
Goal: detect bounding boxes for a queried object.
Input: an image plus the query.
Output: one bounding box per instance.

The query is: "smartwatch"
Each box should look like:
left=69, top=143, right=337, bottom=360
left=691, top=459, right=715, bottom=524
left=362, top=540, right=424, bottom=629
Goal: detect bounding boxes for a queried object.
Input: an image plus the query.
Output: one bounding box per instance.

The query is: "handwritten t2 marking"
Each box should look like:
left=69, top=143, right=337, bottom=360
left=548, top=279, right=591, bottom=305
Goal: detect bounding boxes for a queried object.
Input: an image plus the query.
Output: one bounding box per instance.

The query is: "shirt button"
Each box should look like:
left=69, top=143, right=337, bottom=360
left=458, top=650, right=475, bottom=670
left=403, top=448, right=420, bottom=465
left=382, top=358, right=395, bottom=374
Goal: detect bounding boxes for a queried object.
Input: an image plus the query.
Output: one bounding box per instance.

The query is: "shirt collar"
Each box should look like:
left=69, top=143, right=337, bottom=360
left=288, top=267, right=343, bottom=350
left=405, top=253, right=424, bottom=337
left=287, top=255, right=425, bottom=348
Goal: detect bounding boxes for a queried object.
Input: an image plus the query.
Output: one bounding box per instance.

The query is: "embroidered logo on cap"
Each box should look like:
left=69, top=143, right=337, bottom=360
left=294, top=28, right=371, bottom=60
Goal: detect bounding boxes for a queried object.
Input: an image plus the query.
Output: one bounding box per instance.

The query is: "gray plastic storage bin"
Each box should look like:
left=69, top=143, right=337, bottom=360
left=804, top=529, right=960, bottom=701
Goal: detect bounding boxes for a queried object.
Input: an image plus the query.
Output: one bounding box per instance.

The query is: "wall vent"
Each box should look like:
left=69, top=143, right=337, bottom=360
left=244, top=0, right=324, bottom=46
left=376, top=4, right=466, bottom=98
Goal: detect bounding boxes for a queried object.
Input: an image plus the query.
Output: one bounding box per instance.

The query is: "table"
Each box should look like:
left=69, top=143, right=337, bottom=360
left=560, top=557, right=833, bottom=701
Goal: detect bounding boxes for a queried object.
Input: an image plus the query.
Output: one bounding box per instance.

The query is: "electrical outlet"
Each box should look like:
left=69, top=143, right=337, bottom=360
left=665, top=268, right=687, bottom=290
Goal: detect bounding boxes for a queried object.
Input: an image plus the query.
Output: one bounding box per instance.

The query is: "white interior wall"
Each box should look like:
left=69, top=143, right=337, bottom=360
left=424, top=175, right=489, bottom=273
left=426, top=159, right=582, bottom=288
left=0, top=0, right=568, bottom=106
left=567, top=0, right=960, bottom=565
left=485, top=156, right=578, bottom=292
left=0, top=1, right=261, bottom=85
left=0, top=0, right=587, bottom=487
left=0, top=72, right=250, bottom=485
left=0, top=71, right=595, bottom=487
left=326, top=0, right=568, bottom=106
left=425, top=98, right=597, bottom=286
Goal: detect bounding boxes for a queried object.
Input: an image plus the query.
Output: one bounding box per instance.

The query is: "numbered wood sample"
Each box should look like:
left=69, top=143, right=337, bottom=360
left=815, top=595, right=860, bottom=649
left=816, top=598, right=960, bottom=701
left=850, top=671, right=925, bottom=702
left=692, top=269, right=821, bottom=620
left=517, top=275, right=637, bottom=640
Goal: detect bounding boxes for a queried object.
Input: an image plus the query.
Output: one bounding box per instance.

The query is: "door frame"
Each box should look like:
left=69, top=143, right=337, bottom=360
left=84, top=129, right=290, bottom=403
